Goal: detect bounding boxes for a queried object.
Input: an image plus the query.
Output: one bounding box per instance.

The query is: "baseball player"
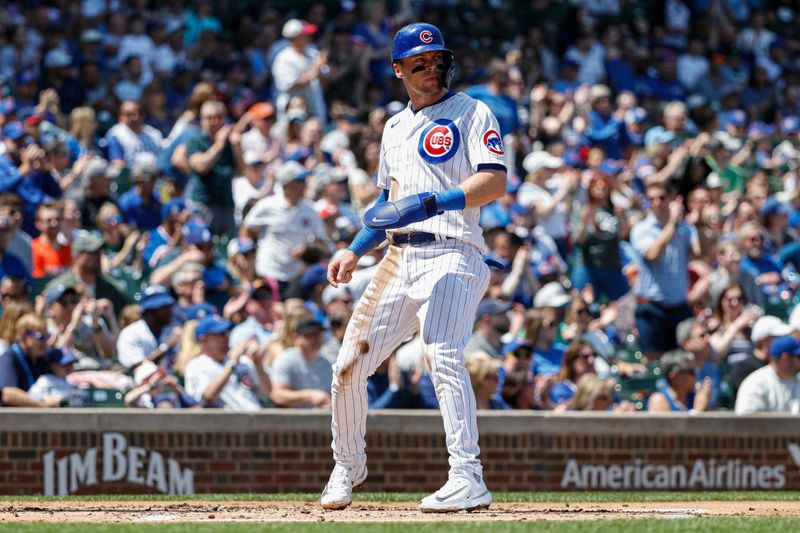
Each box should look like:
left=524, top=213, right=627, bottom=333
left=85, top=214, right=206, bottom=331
left=320, top=23, right=507, bottom=512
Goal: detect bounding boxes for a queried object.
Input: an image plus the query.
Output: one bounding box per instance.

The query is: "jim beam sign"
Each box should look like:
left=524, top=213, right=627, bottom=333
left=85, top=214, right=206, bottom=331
left=42, top=433, right=194, bottom=496
left=561, top=443, right=800, bottom=490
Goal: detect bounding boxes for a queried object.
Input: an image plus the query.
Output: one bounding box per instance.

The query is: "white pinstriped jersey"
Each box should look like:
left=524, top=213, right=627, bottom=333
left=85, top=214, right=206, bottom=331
left=377, top=91, right=506, bottom=252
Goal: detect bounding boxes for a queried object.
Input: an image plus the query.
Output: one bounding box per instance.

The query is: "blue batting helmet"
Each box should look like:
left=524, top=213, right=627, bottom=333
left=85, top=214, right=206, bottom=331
left=392, top=23, right=455, bottom=88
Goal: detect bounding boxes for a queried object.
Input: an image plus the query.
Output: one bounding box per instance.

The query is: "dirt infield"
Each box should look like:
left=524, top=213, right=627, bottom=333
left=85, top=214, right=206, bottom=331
left=1, top=499, right=799, bottom=523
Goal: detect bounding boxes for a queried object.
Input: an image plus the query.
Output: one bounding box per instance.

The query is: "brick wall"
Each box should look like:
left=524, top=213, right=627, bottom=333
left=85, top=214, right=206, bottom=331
left=0, top=410, right=799, bottom=495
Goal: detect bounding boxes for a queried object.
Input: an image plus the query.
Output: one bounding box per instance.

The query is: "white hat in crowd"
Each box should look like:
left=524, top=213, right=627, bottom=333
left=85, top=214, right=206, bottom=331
left=522, top=151, right=563, bottom=174
left=751, top=315, right=794, bottom=344
left=533, top=282, right=571, bottom=309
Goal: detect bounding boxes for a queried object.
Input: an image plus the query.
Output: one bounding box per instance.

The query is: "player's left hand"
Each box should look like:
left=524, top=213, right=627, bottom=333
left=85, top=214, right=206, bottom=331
left=363, top=192, right=441, bottom=230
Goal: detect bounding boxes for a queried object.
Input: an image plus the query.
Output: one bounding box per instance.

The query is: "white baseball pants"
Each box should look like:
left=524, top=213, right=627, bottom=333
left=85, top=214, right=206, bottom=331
left=330, top=240, right=490, bottom=476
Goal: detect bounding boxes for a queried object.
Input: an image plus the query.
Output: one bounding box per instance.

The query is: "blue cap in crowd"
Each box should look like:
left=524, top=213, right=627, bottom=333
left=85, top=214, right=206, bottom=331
left=161, top=198, right=185, bottom=220
left=16, top=70, right=36, bottom=85
left=561, top=149, right=585, bottom=169
left=187, top=302, right=217, bottom=321
left=720, top=110, right=747, bottom=129
left=46, top=347, right=77, bottom=366
left=644, top=126, right=675, bottom=148
left=475, top=299, right=512, bottom=321
left=140, top=285, right=176, bottom=312
left=747, top=121, right=775, bottom=137
left=761, top=196, right=790, bottom=217
left=2, top=121, right=25, bottom=140
left=0, top=98, right=13, bottom=116
left=625, top=107, right=647, bottom=125
left=301, top=263, right=328, bottom=294
left=768, top=335, right=800, bottom=358
left=182, top=219, right=211, bottom=245
left=597, top=159, right=623, bottom=176
left=782, top=116, right=800, bottom=135
left=502, top=339, right=533, bottom=357
left=195, top=315, right=233, bottom=340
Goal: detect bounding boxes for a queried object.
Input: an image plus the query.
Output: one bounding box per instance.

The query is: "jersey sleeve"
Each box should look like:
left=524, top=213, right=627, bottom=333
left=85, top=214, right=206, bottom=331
left=376, top=135, right=390, bottom=190
left=466, top=100, right=507, bottom=173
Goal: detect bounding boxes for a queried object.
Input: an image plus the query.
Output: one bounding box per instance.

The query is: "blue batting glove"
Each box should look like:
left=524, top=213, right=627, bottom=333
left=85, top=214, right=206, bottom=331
left=363, top=192, right=441, bottom=230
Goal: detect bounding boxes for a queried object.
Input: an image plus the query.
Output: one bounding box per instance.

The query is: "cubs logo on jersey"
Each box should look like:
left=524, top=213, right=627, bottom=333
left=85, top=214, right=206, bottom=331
left=482, top=129, right=504, bottom=156
left=419, top=29, right=433, bottom=43
left=418, top=119, right=460, bottom=164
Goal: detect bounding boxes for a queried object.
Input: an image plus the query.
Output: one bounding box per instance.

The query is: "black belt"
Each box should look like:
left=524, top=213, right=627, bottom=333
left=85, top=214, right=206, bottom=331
left=387, top=231, right=441, bottom=246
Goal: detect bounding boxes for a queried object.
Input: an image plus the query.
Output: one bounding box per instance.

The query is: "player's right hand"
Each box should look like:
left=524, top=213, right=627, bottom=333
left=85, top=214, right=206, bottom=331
left=327, top=250, right=358, bottom=288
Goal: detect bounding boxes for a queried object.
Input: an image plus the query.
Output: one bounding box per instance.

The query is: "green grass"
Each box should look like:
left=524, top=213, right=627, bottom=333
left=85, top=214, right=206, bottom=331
left=1, top=491, right=799, bottom=503
left=1, top=519, right=799, bottom=532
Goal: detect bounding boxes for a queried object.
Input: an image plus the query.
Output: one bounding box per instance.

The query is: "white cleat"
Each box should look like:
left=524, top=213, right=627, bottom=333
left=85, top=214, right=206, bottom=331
left=320, top=462, right=368, bottom=510
left=419, top=469, right=492, bottom=513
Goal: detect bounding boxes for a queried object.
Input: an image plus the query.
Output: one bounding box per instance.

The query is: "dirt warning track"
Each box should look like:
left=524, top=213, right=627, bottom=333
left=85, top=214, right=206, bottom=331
left=1, top=499, right=798, bottom=523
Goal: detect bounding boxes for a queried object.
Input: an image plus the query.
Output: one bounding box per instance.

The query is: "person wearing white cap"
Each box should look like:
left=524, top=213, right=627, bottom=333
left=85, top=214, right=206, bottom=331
left=232, top=150, right=271, bottom=226
left=735, top=335, right=800, bottom=415
left=517, top=150, right=578, bottom=259
left=242, top=161, right=328, bottom=288
left=728, top=315, right=794, bottom=398
left=272, top=19, right=328, bottom=121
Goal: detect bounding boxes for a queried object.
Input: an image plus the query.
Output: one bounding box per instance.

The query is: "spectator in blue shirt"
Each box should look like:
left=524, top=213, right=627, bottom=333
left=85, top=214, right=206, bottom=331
left=630, top=183, right=699, bottom=357
left=142, top=198, right=187, bottom=268
left=465, top=60, right=520, bottom=137
left=0, top=216, right=29, bottom=282
left=584, top=84, right=629, bottom=160
left=738, top=221, right=787, bottom=307
left=0, top=123, right=62, bottom=236
left=104, top=101, right=163, bottom=168
left=117, top=153, right=163, bottom=231
left=648, top=349, right=712, bottom=412
left=676, top=317, right=721, bottom=408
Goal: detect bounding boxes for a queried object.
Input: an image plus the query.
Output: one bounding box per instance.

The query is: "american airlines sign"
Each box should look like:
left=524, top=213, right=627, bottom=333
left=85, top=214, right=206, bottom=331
left=560, top=443, right=800, bottom=490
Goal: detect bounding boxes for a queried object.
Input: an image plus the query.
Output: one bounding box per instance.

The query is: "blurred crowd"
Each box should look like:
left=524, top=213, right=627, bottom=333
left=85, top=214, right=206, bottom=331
left=1, top=0, right=800, bottom=415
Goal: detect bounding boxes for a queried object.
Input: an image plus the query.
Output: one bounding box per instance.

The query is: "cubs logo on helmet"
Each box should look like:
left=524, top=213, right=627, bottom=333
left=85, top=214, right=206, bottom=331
left=482, top=130, right=504, bottom=156
left=419, top=30, right=433, bottom=43
left=418, top=119, right=460, bottom=164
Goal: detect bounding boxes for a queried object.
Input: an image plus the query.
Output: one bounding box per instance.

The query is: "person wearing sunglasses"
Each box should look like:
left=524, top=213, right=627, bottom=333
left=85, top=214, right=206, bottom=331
left=0, top=313, right=61, bottom=407
left=648, top=349, right=712, bottom=412
left=630, top=182, right=700, bottom=359
left=549, top=340, right=598, bottom=409
left=738, top=220, right=790, bottom=309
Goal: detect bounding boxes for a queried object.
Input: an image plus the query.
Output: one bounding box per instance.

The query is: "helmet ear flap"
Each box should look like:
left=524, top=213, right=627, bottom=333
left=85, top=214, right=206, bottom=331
left=442, top=53, right=455, bottom=88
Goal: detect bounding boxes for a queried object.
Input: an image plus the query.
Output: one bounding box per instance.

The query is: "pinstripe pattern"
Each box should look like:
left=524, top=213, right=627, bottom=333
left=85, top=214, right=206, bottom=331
left=329, top=90, right=501, bottom=480
left=378, top=93, right=505, bottom=252
left=330, top=240, right=489, bottom=475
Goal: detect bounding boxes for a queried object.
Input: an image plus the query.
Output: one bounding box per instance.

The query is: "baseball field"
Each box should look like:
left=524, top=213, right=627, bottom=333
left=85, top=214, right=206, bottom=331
left=1, top=492, right=799, bottom=531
